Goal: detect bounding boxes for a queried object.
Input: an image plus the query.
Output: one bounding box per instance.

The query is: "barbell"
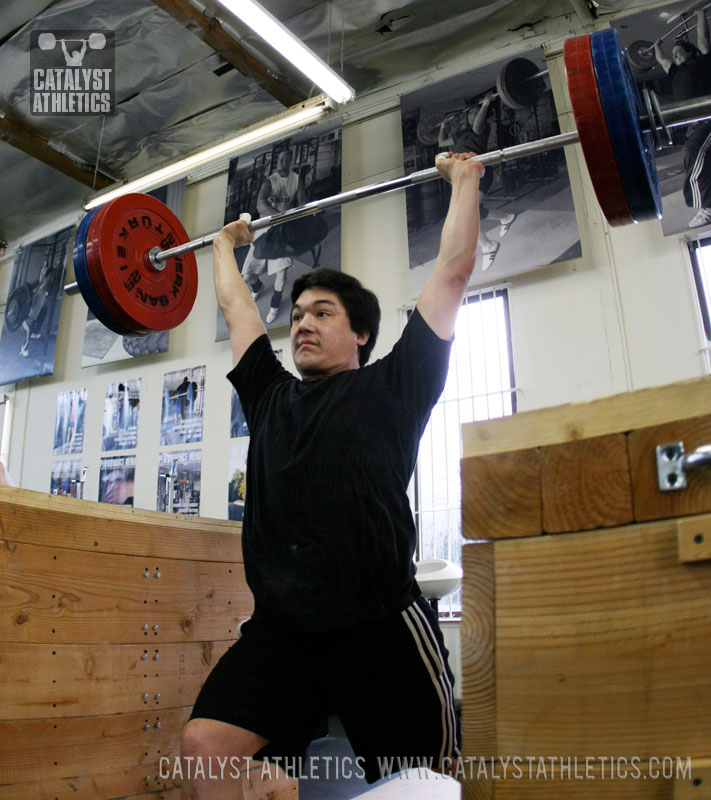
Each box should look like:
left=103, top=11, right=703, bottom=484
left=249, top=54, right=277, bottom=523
left=416, top=57, right=547, bottom=145
left=64, top=29, right=711, bottom=337
left=38, top=32, right=106, bottom=51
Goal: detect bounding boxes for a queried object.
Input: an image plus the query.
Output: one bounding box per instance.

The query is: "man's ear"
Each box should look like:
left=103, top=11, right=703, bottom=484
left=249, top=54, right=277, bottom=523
left=356, top=331, right=370, bottom=348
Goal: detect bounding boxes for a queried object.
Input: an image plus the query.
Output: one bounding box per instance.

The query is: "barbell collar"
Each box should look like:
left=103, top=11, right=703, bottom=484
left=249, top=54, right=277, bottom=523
left=65, top=93, right=711, bottom=296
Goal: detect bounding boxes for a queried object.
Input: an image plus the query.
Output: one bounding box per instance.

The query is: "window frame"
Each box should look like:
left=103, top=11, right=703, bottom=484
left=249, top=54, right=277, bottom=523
left=406, top=284, right=518, bottom=619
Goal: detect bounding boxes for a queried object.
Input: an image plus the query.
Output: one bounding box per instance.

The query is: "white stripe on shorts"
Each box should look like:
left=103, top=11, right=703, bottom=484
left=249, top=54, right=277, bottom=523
left=690, top=127, right=711, bottom=208
left=409, top=600, right=460, bottom=758
left=401, top=601, right=459, bottom=768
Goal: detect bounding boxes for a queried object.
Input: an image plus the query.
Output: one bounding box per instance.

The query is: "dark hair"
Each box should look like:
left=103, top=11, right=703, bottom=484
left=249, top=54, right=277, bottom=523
left=290, top=268, right=381, bottom=366
left=673, top=38, right=701, bottom=59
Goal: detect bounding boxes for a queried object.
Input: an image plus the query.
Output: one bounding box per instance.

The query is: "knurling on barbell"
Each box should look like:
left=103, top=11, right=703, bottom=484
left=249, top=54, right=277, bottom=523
left=64, top=30, right=711, bottom=337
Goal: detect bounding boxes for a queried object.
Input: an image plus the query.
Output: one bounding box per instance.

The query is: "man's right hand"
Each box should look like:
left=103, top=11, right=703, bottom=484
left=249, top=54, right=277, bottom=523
left=215, top=214, right=255, bottom=250
left=435, top=151, right=485, bottom=184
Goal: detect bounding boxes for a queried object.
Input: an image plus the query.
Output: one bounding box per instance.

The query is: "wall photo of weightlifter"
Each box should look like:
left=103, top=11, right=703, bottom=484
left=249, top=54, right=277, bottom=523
left=401, top=45, right=582, bottom=294
left=0, top=225, right=73, bottom=386
left=612, top=0, right=711, bottom=237
left=217, top=117, right=343, bottom=338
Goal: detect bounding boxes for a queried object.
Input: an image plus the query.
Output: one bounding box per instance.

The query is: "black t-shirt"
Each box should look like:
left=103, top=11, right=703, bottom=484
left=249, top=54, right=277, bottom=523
left=228, top=307, right=452, bottom=631
left=669, top=51, right=711, bottom=101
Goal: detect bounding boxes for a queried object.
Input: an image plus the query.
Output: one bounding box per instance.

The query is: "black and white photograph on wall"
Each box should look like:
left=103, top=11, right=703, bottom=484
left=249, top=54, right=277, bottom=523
left=400, top=47, right=582, bottom=295
left=611, top=1, right=711, bottom=236
left=228, top=440, right=249, bottom=521
left=0, top=225, right=73, bottom=386
left=156, top=449, right=201, bottom=515
left=98, top=455, right=136, bottom=507
left=229, top=350, right=279, bottom=438
left=160, top=365, right=205, bottom=445
left=80, top=179, right=186, bottom=367
left=53, top=387, right=88, bottom=455
left=49, top=459, right=82, bottom=497
left=217, top=117, right=343, bottom=338
left=230, top=388, right=249, bottom=439
left=102, top=379, right=141, bottom=451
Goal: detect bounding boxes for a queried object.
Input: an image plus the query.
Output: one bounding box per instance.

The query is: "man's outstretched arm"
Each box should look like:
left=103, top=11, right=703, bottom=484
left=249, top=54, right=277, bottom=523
left=213, top=216, right=266, bottom=366
left=416, top=152, right=484, bottom=340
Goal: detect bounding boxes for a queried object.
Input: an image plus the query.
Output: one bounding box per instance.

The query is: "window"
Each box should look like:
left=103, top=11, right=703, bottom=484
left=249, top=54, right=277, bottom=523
left=411, top=286, right=518, bottom=618
left=688, top=237, right=711, bottom=373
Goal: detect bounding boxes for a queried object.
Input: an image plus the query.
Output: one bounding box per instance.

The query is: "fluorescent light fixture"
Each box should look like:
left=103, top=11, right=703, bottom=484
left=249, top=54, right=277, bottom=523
left=84, top=97, right=329, bottom=210
left=218, top=0, right=355, bottom=105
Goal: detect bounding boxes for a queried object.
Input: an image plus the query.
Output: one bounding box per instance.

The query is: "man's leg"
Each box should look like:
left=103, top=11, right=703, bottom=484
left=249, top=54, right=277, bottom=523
left=19, top=319, right=31, bottom=356
left=266, top=263, right=291, bottom=324
left=683, top=124, right=711, bottom=227
left=181, top=718, right=295, bottom=799
left=241, top=244, right=267, bottom=299
left=182, top=618, right=320, bottom=798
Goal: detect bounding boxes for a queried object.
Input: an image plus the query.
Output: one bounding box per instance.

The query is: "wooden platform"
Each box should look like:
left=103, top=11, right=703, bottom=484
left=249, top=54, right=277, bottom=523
left=460, top=376, right=711, bottom=799
left=0, top=489, right=296, bottom=799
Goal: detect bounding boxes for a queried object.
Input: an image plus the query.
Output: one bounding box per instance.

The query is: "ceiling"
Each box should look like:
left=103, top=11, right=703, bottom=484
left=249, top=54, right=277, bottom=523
left=0, top=0, right=661, bottom=248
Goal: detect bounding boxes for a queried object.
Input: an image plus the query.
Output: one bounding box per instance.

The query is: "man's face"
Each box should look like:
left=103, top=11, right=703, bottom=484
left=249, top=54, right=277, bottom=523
left=276, top=151, right=293, bottom=173
left=290, top=288, right=369, bottom=380
left=672, top=44, right=692, bottom=65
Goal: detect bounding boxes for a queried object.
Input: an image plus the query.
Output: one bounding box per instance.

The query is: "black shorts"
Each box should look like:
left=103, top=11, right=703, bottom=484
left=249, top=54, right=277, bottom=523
left=189, top=594, right=460, bottom=783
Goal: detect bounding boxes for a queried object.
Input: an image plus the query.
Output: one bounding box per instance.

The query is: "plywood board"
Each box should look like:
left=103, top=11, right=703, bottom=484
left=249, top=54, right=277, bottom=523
left=0, top=540, right=253, bottom=643
left=0, top=706, right=188, bottom=788
left=0, top=640, right=233, bottom=719
left=493, top=520, right=711, bottom=756
left=462, top=377, right=711, bottom=459
left=0, top=487, right=242, bottom=562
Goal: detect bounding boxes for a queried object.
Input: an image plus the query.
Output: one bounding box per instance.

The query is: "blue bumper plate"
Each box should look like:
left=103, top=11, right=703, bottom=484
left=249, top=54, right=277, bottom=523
left=590, top=28, right=662, bottom=223
left=73, top=206, right=135, bottom=336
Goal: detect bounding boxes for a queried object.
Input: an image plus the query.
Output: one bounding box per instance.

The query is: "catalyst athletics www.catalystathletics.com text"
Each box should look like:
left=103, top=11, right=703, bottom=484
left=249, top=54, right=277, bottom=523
left=159, top=755, right=693, bottom=782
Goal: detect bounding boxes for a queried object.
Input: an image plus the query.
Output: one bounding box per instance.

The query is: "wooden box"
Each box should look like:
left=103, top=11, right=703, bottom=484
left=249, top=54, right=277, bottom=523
left=460, top=377, right=711, bottom=799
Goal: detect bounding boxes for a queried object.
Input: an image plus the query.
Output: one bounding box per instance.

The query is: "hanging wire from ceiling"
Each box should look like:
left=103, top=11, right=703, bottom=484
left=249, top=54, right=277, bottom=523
left=92, top=116, right=106, bottom=190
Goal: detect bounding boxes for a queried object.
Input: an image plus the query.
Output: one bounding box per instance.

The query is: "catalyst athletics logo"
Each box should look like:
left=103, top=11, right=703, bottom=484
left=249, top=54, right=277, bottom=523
left=30, top=30, right=115, bottom=116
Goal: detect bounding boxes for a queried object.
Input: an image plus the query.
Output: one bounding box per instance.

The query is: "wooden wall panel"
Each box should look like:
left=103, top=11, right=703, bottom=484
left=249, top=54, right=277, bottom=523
left=627, top=416, right=711, bottom=523
left=0, top=707, right=188, bottom=793
left=540, top=434, right=634, bottom=533
left=0, top=539, right=252, bottom=643
left=0, top=487, right=241, bottom=561
left=461, top=449, right=541, bottom=540
left=0, top=640, right=232, bottom=719
left=0, top=489, right=271, bottom=799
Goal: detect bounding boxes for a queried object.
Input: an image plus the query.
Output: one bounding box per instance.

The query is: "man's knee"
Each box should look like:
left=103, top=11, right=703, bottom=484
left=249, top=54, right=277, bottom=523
left=181, top=717, right=268, bottom=761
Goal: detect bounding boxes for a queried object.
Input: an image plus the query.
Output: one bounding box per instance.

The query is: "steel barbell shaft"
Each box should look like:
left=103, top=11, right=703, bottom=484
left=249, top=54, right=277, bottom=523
left=150, top=130, right=580, bottom=268
left=63, top=94, right=711, bottom=297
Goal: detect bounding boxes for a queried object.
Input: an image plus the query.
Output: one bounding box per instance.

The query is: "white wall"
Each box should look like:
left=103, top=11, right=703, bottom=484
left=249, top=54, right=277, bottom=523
left=2, top=2, right=710, bottom=698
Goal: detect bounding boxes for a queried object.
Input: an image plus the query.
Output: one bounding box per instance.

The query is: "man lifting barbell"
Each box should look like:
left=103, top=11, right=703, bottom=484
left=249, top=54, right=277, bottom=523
left=179, top=150, right=483, bottom=797
left=19, top=260, right=54, bottom=358
left=438, top=94, right=517, bottom=271
left=60, top=37, right=87, bottom=67
left=654, top=7, right=711, bottom=228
